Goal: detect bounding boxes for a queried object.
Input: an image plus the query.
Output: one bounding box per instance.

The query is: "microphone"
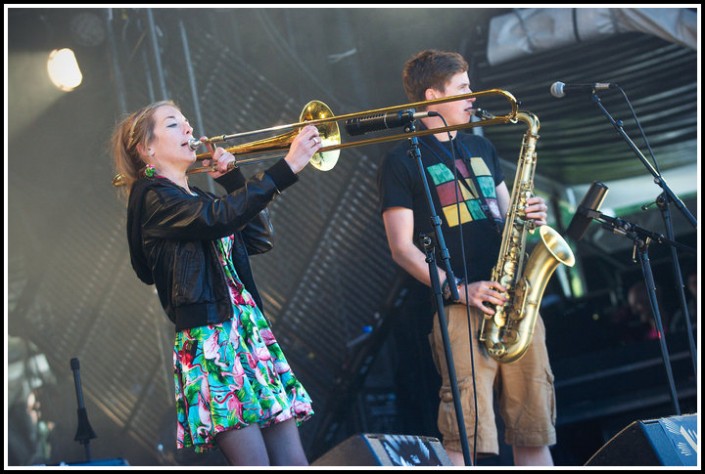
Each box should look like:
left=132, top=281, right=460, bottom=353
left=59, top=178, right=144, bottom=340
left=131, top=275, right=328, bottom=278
left=566, top=181, right=609, bottom=241
left=345, top=109, right=437, bottom=136
left=550, top=81, right=615, bottom=98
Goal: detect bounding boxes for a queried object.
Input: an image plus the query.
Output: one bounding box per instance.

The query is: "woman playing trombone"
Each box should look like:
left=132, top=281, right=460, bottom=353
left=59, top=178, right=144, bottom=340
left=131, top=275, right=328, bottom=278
left=110, top=100, right=320, bottom=465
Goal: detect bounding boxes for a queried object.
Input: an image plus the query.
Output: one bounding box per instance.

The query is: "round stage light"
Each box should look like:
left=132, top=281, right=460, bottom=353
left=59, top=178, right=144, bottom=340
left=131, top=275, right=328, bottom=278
left=47, top=48, right=83, bottom=92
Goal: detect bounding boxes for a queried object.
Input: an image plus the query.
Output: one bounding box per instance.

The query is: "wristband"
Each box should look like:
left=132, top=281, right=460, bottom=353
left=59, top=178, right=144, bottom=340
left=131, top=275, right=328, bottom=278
left=442, top=276, right=462, bottom=302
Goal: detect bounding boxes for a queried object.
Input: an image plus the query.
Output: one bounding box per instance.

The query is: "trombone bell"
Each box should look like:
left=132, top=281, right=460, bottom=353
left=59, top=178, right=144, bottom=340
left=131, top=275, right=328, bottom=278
left=301, top=101, right=340, bottom=171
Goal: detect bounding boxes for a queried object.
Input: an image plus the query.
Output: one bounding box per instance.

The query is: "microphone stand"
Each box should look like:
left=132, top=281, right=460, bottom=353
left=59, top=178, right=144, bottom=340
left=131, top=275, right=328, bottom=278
left=584, top=210, right=696, bottom=416
left=590, top=92, right=697, bottom=376
left=655, top=193, right=698, bottom=374
left=590, top=93, right=696, bottom=228
left=406, top=121, right=472, bottom=466
left=71, top=358, right=97, bottom=463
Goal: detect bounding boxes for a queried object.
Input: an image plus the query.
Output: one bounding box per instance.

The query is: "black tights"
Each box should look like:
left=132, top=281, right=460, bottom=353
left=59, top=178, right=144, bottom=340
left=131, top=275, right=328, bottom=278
left=215, top=418, right=308, bottom=466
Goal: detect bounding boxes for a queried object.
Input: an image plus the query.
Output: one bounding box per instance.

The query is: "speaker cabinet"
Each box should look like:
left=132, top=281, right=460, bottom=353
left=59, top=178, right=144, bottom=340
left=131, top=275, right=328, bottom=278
left=313, top=433, right=452, bottom=466
left=586, top=414, right=697, bottom=466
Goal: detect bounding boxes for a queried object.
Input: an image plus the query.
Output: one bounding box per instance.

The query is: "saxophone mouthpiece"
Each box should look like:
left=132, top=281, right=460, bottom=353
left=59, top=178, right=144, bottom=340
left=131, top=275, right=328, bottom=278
left=474, top=107, right=495, bottom=120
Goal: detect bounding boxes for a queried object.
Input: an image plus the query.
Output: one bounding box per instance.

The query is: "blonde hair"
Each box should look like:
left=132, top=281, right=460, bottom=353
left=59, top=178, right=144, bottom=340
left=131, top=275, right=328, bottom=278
left=110, top=100, right=176, bottom=198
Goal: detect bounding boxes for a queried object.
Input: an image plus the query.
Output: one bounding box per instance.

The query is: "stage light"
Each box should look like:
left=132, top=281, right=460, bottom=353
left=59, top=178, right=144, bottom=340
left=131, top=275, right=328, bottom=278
left=70, top=12, right=105, bottom=48
left=47, top=48, right=83, bottom=92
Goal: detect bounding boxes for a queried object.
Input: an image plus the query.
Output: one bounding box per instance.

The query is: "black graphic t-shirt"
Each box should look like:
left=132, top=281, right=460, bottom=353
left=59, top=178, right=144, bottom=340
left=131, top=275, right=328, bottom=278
left=377, top=130, right=505, bottom=283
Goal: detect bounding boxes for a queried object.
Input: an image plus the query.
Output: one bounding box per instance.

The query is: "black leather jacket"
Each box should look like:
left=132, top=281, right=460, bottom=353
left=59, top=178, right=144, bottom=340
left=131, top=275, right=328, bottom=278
left=126, top=159, right=298, bottom=331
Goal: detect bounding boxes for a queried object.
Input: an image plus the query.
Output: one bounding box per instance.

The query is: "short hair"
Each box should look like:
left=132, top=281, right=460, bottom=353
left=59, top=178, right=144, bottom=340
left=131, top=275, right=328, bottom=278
left=402, top=49, right=469, bottom=104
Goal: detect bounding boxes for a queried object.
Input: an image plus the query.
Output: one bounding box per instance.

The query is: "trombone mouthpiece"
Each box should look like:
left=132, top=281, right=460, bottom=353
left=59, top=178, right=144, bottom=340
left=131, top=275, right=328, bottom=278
left=188, top=138, right=202, bottom=150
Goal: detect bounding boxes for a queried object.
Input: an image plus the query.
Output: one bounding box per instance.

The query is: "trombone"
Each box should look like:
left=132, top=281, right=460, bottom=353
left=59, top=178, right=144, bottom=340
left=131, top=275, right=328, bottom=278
left=112, top=89, right=517, bottom=186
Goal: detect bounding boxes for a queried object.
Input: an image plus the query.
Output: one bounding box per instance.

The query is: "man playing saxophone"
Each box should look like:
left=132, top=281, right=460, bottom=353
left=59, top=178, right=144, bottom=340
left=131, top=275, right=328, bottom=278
left=377, top=49, right=555, bottom=466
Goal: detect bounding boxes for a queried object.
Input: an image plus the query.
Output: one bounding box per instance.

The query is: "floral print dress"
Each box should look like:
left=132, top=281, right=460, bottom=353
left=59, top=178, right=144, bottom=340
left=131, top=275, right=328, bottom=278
left=173, top=235, right=314, bottom=453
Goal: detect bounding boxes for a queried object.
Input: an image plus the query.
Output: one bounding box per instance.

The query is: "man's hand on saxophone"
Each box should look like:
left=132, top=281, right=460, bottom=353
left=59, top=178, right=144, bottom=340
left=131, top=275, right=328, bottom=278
left=524, top=195, right=548, bottom=227
left=456, top=280, right=508, bottom=316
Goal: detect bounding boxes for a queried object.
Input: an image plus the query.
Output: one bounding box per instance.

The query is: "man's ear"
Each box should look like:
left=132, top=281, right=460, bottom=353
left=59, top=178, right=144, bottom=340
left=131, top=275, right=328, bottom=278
left=424, top=88, right=437, bottom=101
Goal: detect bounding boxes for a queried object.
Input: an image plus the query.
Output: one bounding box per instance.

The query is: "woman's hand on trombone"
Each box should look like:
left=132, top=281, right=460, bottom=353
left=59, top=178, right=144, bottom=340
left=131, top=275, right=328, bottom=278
left=284, top=124, right=322, bottom=174
left=200, top=137, right=238, bottom=179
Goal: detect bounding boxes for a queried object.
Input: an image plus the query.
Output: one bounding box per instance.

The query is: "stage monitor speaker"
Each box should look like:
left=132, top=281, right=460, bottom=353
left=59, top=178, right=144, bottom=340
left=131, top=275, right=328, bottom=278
left=312, top=433, right=452, bottom=466
left=586, top=414, right=697, bottom=466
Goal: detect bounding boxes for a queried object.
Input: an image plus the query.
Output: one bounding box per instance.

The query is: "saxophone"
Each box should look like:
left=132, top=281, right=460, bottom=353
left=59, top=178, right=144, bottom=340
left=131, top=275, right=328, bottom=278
left=478, top=110, right=576, bottom=363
